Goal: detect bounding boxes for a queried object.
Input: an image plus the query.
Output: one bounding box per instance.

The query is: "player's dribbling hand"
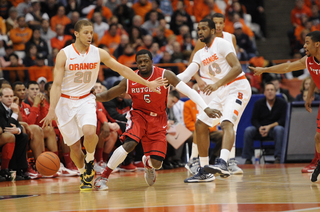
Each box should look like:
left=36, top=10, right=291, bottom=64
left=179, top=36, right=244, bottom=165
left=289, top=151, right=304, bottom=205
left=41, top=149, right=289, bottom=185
left=305, top=97, right=312, bottom=113
left=203, top=84, right=219, bottom=95
left=204, top=107, right=222, bottom=119
left=147, top=77, right=168, bottom=94
left=40, top=108, right=57, bottom=128
left=248, top=66, right=265, bottom=76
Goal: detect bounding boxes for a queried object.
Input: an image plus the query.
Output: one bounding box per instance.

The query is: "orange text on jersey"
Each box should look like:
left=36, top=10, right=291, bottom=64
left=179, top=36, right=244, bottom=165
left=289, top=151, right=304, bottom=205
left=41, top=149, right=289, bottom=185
left=69, top=62, right=98, bottom=71
left=202, top=54, right=218, bottom=66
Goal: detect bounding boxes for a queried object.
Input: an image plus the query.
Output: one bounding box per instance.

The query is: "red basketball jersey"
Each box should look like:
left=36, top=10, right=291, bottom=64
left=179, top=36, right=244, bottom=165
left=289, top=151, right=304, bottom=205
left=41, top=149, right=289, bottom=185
left=306, top=56, right=320, bottom=88
left=127, top=66, right=168, bottom=115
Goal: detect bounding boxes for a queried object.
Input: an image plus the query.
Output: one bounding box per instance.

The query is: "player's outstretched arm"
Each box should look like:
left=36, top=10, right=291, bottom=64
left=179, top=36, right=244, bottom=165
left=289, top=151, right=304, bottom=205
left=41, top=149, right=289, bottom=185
left=40, top=50, right=66, bottom=127
left=177, top=62, right=200, bottom=83
left=250, top=56, right=307, bottom=76
left=96, top=78, right=127, bottom=102
left=99, top=49, right=166, bottom=94
left=164, top=70, right=222, bottom=119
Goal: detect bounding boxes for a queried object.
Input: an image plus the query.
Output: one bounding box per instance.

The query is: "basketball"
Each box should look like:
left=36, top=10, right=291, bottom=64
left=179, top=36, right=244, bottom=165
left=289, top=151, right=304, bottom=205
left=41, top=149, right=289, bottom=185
left=36, top=152, right=60, bottom=176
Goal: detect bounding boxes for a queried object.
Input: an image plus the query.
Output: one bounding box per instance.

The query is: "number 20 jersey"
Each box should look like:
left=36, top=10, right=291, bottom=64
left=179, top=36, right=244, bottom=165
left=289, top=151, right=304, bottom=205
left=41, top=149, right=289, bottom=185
left=61, top=44, right=100, bottom=96
left=192, top=37, right=244, bottom=83
left=126, top=66, right=168, bottom=115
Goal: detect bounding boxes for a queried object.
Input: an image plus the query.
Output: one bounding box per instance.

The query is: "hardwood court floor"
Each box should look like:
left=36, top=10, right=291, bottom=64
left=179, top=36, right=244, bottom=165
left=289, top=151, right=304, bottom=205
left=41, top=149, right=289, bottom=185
left=1, top=164, right=320, bottom=212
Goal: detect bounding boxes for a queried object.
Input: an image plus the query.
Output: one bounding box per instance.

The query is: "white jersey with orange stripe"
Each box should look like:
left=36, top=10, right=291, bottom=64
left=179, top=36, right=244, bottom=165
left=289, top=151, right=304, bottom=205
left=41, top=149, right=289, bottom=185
left=192, top=37, right=244, bottom=83
left=61, top=44, right=100, bottom=96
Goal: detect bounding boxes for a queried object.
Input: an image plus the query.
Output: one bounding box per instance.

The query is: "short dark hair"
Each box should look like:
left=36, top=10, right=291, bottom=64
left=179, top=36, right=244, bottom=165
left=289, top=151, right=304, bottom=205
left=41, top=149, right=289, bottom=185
left=212, top=13, right=225, bottom=21
left=9, top=53, right=19, bottom=60
left=200, top=18, right=216, bottom=30
left=74, top=20, right=93, bottom=32
left=0, top=79, right=11, bottom=89
left=12, top=81, right=24, bottom=91
left=306, top=31, right=320, bottom=43
left=264, top=82, right=276, bottom=91
left=27, top=81, right=39, bottom=89
left=169, top=89, right=180, bottom=100
left=135, top=49, right=153, bottom=61
left=45, top=81, right=53, bottom=91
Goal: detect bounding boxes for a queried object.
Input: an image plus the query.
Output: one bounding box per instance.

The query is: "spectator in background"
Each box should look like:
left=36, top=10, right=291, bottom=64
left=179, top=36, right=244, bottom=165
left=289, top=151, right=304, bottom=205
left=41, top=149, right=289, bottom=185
left=5, top=7, right=18, bottom=33
left=132, top=0, right=152, bottom=23
left=93, top=12, right=109, bottom=42
left=242, top=82, right=287, bottom=164
left=144, top=0, right=164, bottom=22
left=128, top=26, right=143, bottom=51
left=150, top=42, right=162, bottom=64
left=234, top=22, right=256, bottom=59
left=153, top=26, right=167, bottom=48
left=159, top=19, right=174, bottom=38
left=28, top=53, right=53, bottom=82
left=171, top=41, right=183, bottom=63
left=50, top=24, right=73, bottom=51
left=113, top=34, right=129, bottom=60
left=171, top=0, right=193, bottom=16
left=4, top=53, right=28, bottom=84
left=9, top=15, right=32, bottom=56
left=113, top=0, right=135, bottom=32
left=65, top=0, right=81, bottom=17
left=87, top=0, right=113, bottom=22
left=176, top=25, right=190, bottom=46
left=25, top=28, right=49, bottom=57
left=161, top=34, right=176, bottom=55
left=308, top=4, right=320, bottom=27
left=271, top=77, right=294, bottom=102
left=105, top=0, right=120, bottom=12
left=0, top=41, right=23, bottom=68
left=0, top=0, right=13, bottom=20
left=286, top=52, right=310, bottom=79
left=23, top=44, right=37, bottom=67
left=294, top=76, right=320, bottom=101
left=64, top=11, right=80, bottom=39
left=159, top=0, right=173, bottom=17
left=194, top=0, right=222, bottom=23
left=40, top=0, right=61, bottom=19
left=141, top=10, right=159, bottom=35
left=99, top=23, right=121, bottom=55
left=132, top=15, right=148, bottom=36
left=159, top=50, right=179, bottom=74
left=0, top=38, right=5, bottom=57
left=40, top=19, right=56, bottom=55
left=137, top=34, right=153, bottom=51
left=50, top=5, right=71, bottom=31
left=118, top=43, right=136, bottom=66
left=16, top=0, right=30, bottom=17
left=25, top=0, right=49, bottom=30
left=170, top=4, right=193, bottom=35
left=290, top=0, right=312, bottom=27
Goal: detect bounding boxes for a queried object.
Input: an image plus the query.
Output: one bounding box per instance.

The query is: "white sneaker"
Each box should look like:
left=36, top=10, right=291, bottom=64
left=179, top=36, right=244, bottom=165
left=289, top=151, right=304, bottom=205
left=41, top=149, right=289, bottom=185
left=228, top=158, right=243, bottom=175
left=94, top=176, right=109, bottom=190
left=142, top=155, right=156, bottom=186
left=58, top=163, right=79, bottom=177
left=94, top=163, right=105, bottom=175
left=185, top=157, right=200, bottom=175
left=98, top=161, right=107, bottom=169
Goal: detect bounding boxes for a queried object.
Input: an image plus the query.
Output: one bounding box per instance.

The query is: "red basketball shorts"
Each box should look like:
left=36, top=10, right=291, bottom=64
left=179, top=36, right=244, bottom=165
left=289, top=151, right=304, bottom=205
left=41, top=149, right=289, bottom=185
left=121, top=110, right=167, bottom=160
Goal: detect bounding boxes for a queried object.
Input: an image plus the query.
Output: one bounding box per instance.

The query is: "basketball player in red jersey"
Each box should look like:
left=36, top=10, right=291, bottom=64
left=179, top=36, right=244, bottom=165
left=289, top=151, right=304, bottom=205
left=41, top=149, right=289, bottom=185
left=251, top=31, right=320, bottom=182
left=94, top=49, right=221, bottom=190
left=41, top=20, right=166, bottom=191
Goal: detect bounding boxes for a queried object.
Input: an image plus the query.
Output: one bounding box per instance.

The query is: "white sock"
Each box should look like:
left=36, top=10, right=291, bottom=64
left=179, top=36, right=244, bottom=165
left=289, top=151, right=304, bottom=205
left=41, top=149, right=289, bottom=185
left=199, top=157, right=209, bottom=167
left=107, top=146, right=128, bottom=170
left=190, top=143, right=199, bottom=159
left=85, top=151, right=95, bottom=163
left=78, top=165, right=85, bottom=175
left=229, top=145, right=236, bottom=159
left=220, top=149, right=230, bottom=163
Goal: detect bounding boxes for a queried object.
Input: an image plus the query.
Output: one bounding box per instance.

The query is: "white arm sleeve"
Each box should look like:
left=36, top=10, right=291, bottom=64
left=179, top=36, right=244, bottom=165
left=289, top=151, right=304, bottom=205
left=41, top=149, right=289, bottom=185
left=177, top=62, right=199, bottom=83
left=175, top=81, right=208, bottom=111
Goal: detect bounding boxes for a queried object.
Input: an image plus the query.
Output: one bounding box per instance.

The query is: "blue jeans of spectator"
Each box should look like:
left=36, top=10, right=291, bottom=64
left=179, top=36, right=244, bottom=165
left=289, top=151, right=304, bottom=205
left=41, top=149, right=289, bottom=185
left=242, top=125, right=284, bottom=160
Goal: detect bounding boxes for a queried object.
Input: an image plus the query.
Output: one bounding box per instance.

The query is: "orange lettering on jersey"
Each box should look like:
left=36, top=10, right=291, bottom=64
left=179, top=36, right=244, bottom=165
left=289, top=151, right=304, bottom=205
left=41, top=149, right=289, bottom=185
left=69, top=62, right=98, bottom=71
left=202, top=54, right=218, bottom=66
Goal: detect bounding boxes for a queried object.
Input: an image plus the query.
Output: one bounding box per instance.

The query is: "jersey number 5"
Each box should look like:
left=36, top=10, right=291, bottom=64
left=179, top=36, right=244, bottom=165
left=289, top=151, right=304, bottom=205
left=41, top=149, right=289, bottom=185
left=144, top=94, right=151, bottom=103
left=208, top=63, right=221, bottom=77
left=74, top=71, right=92, bottom=83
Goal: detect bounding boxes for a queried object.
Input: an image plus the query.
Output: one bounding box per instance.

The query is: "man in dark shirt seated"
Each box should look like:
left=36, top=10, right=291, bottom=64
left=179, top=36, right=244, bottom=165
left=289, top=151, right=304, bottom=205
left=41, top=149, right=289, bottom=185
left=242, top=82, right=287, bottom=164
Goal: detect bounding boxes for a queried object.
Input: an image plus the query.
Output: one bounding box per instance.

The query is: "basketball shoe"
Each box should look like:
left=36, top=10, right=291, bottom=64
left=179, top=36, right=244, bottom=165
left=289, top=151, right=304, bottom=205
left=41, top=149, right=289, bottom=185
left=142, top=155, right=156, bottom=186
left=133, top=161, right=145, bottom=171
left=184, top=167, right=215, bottom=183
left=311, top=160, right=320, bottom=182
left=204, top=158, right=230, bottom=178
left=58, top=163, right=79, bottom=177
left=119, top=163, right=137, bottom=172
left=80, top=174, right=92, bottom=191
left=26, top=164, right=42, bottom=179
left=185, top=157, right=200, bottom=175
left=94, top=176, right=109, bottom=190
left=228, top=158, right=243, bottom=175
left=83, top=158, right=95, bottom=184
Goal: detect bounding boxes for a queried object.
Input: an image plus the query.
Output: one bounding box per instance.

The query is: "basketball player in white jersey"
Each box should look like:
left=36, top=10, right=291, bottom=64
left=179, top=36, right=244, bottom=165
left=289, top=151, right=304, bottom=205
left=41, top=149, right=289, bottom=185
left=185, top=13, right=243, bottom=176
left=179, top=18, right=251, bottom=183
left=41, top=20, right=165, bottom=191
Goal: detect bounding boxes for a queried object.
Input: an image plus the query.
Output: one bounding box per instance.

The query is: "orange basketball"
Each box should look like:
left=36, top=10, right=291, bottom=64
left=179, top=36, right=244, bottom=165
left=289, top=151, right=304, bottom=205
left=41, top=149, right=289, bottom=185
left=36, top=152, right=60, bottom=176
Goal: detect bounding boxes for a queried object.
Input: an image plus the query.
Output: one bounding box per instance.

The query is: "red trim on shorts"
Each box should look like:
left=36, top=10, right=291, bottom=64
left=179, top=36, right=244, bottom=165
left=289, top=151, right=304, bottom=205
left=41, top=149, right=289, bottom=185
left=60, top=93, right=91, bottom=100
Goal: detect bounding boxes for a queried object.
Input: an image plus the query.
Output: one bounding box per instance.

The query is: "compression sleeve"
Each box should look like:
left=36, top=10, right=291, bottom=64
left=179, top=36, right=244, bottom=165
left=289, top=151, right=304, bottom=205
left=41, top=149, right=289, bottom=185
left=177, top=62, right=199, bottom=83
left=175, top=81, right=208, bottom=111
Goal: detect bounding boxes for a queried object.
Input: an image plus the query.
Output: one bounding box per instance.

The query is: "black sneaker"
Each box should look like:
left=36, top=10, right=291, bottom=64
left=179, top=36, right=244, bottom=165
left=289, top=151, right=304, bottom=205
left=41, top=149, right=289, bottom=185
left=204, top=158, right=230, bottom=178
left=83, top=159, right=95, bottom=184
left=0, top=169, right=12, bottom=181
left=80, top=174, right=92, bottom=191
left=311, top=160, right=320, bottom=182
left=184, top=167, right=215, bottom=183
left=16, top=170, right=31, bottom=181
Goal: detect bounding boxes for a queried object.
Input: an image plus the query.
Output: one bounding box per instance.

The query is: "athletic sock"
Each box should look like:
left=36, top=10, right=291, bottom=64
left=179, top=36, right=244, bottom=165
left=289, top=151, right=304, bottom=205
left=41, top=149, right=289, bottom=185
left=103, top=152, right=109, bottom=162
left=229, top=145, right=236, bottom=159
left=95, top=147, right=103, bottom=162
left=1, top=143, right=15, bottom=169
left=220, top=149, right=230, bottom=163
left=86, top=151, right=95, bottom=163
left=190, top=143, right=198, bottom=159
left=78, top=166, right=85, bottom=175
left=106, top=146, right=128, bottom=170
left=199, top=156, right=209, bottom=167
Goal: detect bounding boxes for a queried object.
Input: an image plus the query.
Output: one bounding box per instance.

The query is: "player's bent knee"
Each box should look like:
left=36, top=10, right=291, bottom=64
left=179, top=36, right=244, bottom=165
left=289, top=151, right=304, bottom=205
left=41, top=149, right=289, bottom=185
left=220, top=120, right=233, bottom=130
left=150, top=159, right=162, bottom=169
left=0, top=132, right=15, bottom=144
left=69, top=140, right=82, bottom=152
left=122, top=140, right=138, bottom=153
left=315, top=132, right=320, bottom=143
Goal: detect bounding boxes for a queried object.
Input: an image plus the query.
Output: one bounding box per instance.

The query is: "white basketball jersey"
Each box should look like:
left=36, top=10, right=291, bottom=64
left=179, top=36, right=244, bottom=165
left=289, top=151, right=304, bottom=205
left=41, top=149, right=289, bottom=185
left=193, top=37, right=244, bottom=83
left=222, top=31, right=236, bottom=53
left=61, top=44, right=100, bottom=96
